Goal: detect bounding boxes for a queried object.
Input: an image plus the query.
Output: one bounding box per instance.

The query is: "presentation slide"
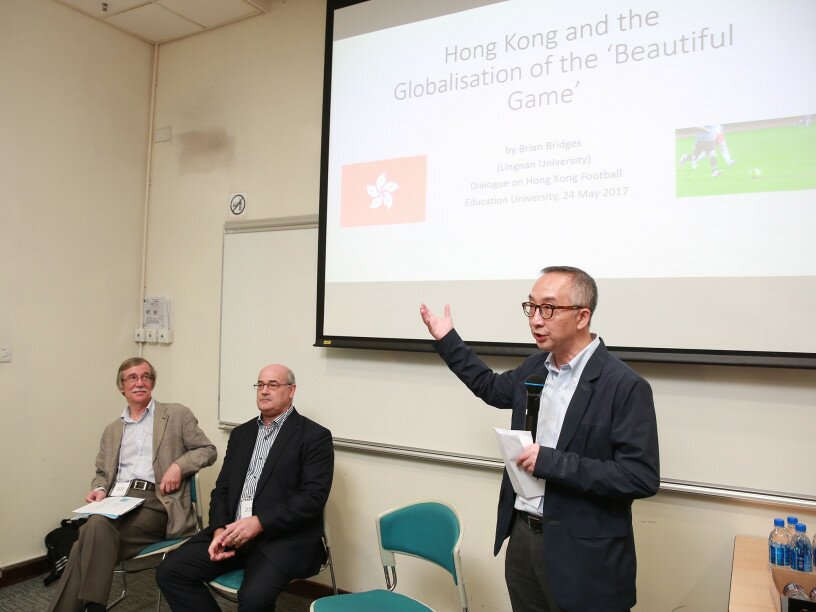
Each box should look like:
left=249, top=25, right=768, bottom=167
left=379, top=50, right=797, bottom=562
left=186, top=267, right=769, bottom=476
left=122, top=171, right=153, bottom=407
left=319, top=0, right=816, bottom=361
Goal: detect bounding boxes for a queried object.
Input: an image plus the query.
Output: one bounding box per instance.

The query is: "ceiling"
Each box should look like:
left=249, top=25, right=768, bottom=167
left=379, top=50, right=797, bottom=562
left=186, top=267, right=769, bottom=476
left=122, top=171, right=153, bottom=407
left=54, top=0, right=273, bottom=44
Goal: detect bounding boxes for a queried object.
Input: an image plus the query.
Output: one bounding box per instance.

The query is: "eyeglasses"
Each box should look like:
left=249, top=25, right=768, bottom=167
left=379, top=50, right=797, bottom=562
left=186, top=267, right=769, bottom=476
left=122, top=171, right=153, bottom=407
left=254, top=382, right=292, bottom=391
left=121, top=373, right=154, bottom=384
left=521, top=302, right=583, bottom=319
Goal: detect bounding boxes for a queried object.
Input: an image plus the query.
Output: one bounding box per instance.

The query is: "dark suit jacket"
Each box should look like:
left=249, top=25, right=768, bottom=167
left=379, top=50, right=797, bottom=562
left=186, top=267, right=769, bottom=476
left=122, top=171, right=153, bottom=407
left=207, top=408, right=334, bottom=578
left=435, top=330, right=659, bottom=611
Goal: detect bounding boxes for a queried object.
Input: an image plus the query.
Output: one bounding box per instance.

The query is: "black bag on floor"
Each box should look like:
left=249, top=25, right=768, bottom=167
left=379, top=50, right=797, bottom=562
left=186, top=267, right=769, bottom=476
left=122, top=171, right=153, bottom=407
left=43, top=516, right=87, bottom=586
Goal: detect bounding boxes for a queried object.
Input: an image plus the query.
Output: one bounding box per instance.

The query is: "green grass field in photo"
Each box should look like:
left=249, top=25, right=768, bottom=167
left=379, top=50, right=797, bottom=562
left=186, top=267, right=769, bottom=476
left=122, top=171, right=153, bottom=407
left=675, top=124, right=816, bottom=198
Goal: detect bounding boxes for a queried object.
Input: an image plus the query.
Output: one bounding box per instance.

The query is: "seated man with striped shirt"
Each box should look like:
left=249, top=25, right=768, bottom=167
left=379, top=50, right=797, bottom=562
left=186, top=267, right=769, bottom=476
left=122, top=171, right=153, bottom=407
left=157, top=363, right=334, bottom=612
left=49, top=357, right=217, bottom=612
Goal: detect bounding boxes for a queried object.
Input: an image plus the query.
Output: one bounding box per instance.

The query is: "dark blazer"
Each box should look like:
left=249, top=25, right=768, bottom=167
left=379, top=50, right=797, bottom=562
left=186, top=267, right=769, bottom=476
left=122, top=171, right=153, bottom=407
left=207, top=408, right=334, bottom=578
left=435, top=330, right=659, bottom=611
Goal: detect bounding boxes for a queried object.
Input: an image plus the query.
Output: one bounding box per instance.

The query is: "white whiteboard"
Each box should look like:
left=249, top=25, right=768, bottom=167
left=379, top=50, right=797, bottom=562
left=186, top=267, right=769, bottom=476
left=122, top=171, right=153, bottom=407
left=219, top=220, right=816, bottom=500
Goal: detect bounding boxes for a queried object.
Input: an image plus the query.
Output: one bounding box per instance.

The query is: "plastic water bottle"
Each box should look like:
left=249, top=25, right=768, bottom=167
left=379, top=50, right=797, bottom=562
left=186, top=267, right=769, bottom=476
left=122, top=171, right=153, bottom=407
left=785, top=516, right=799, bottom=566
left=813, top=531, right=816, bottom=572
left=769, top=518, right=787, bottom=566
left=789, top=523, right=812, bottom=572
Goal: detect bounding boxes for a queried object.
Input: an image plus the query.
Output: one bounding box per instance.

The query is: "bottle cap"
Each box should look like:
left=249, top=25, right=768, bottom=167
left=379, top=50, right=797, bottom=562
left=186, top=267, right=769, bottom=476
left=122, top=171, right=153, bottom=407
left=795, top=523, right=806, bottom=532
left=787, top=516, right=798, bottom=524
left=774, top=518, right=785, bottom=527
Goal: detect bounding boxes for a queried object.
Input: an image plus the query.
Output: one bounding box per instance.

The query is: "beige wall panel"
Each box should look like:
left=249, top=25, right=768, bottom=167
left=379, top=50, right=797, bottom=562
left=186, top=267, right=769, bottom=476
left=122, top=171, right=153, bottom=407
left=329, top=453, right=816, bottom=611
left=141, top=0, right=328, bottom=547
left=0, top=0, right=152, bottom=566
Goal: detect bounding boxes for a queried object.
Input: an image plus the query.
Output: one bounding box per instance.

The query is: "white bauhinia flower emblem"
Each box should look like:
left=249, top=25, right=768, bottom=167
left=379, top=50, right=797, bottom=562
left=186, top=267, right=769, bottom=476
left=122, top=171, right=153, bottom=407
left=367, top=172, right=399, bottom=209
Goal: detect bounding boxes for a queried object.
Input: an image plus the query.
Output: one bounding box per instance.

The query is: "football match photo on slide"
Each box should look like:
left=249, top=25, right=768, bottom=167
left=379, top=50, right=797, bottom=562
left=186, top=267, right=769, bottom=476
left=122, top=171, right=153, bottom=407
left=675, top=115, right=816, bottom=198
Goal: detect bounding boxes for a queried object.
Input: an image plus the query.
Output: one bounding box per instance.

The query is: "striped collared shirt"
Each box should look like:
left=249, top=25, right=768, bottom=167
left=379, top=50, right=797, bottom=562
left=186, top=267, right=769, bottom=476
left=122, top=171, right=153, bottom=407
left=515, top=335, right=601, bottom=516
left=236, top=405, right=294, bottom=519
left=116, top=398, right=156, bottom=483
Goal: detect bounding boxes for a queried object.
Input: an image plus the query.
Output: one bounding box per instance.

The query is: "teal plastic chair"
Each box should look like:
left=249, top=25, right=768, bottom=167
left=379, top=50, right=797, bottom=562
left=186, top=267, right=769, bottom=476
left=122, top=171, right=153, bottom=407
left=207, top=514, right=338, bottom=601
left=311, top=501, right=468, bottom=612
left=108, top=473, right=204, bottom=611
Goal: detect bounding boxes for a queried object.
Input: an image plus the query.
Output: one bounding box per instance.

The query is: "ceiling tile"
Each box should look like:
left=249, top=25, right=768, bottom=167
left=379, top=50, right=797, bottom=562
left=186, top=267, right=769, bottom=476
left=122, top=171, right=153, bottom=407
left=55, top=0, right=148, bottom=19
left=53, top=0, right=269, bottom=43
left=245, top=0, right=273, bottom=11
left=159, top=0, right=258, bottom=28
left=104, top=2, right=203, bottom=42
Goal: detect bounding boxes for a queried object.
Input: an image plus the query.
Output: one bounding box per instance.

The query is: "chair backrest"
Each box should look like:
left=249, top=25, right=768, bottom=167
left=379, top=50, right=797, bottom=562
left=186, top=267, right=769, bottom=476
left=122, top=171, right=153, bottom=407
left=376, top=501, right=467, bottom=610
left=191, top=472, right=204, bottom=531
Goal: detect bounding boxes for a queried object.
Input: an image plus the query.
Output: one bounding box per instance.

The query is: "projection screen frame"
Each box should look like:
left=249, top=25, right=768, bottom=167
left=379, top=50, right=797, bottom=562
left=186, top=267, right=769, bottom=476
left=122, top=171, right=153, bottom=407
left=316, top=0, right=816, bottom=370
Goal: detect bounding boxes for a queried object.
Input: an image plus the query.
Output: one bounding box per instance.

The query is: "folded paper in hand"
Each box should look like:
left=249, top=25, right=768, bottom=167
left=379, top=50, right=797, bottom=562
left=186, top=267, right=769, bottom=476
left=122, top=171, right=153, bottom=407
left=73, top=496, right=145, bottom=519
left=494, top=428, right=547, bottom=498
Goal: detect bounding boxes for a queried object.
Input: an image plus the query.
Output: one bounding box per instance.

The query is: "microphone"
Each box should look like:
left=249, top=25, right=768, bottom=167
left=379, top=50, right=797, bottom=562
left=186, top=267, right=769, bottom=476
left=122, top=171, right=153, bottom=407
left=524, top=374, right=545, bottom=439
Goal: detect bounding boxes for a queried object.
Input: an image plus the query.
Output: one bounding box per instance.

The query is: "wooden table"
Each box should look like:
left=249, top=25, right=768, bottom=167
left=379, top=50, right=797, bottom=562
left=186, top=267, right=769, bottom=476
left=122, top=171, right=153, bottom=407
left=729, top=535, right=780, bottom=612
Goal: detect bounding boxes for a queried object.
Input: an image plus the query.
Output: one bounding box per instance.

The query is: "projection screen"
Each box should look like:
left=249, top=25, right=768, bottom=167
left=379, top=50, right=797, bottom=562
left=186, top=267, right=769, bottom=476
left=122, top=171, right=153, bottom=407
left=317, top=0, right=816, bottom=367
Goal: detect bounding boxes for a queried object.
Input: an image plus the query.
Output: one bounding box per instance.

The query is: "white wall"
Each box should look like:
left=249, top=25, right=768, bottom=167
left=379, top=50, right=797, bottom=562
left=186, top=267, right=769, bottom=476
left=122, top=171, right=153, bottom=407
left=3, top=1, right=815, bottom=611
left=0, top=0, right=153, bottom=567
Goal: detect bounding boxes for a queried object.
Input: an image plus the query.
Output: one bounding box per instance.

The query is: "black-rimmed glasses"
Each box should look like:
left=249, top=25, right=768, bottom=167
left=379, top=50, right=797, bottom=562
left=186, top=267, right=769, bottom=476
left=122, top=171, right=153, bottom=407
left=121, top=373, right=154, bottom=384
left=254, top=382, right=292, bottom=391
left=521, top=302, right=583, bottom=319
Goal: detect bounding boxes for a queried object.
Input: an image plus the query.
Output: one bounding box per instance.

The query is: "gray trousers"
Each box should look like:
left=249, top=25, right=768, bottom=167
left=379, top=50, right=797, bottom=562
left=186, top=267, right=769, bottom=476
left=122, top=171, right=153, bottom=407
left=504, top=513, right=631, bottom=612
left=505, top=513, right=562, bottom=612
left=47, top=490, right=167, bottom=612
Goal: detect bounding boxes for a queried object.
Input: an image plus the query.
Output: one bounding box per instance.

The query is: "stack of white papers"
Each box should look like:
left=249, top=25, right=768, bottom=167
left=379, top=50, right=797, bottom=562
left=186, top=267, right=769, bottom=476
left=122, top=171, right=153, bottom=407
left=73, top=496, right=145, bottom=519
left=494, top=428, right=547, bottom=498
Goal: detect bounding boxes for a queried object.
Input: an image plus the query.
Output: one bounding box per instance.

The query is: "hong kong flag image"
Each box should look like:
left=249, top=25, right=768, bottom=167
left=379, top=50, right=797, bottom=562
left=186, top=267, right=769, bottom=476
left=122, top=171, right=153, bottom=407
left=340, top=155, right=427, bottom=227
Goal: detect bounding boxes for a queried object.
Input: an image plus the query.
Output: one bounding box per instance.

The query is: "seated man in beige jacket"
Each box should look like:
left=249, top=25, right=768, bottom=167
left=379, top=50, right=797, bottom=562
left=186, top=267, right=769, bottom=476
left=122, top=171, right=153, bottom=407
left=48, top=357, right=217, bottom=612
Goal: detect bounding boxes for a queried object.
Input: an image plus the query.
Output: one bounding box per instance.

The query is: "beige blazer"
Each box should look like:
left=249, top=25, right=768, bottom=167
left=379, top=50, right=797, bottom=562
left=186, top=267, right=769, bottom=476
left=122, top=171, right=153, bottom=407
left=91, top=401, right=217, bottom=538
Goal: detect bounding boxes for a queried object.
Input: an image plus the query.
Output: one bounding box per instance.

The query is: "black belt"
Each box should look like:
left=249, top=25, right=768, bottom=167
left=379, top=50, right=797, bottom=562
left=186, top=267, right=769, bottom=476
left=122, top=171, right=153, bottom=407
left=130, top=479, right=155, bottom=492
left=517, top=511, right=543, bottom=533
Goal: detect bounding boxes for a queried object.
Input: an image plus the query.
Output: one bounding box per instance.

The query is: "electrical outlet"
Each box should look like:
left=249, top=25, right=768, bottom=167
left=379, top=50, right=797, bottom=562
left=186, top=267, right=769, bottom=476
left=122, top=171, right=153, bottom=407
left=145, top=328, right=158, bottom=343
left=157, top=328, right=174, bottom=344
left=0, top=345, right=11, bottom=363
left=134, top=328, right=145, bottom=342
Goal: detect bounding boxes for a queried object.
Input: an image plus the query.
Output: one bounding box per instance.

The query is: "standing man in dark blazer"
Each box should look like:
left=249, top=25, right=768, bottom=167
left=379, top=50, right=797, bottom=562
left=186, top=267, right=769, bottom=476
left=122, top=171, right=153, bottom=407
left=157, top=363, right=334, bottom=611
left=420, top=266, right=659, bottom=612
